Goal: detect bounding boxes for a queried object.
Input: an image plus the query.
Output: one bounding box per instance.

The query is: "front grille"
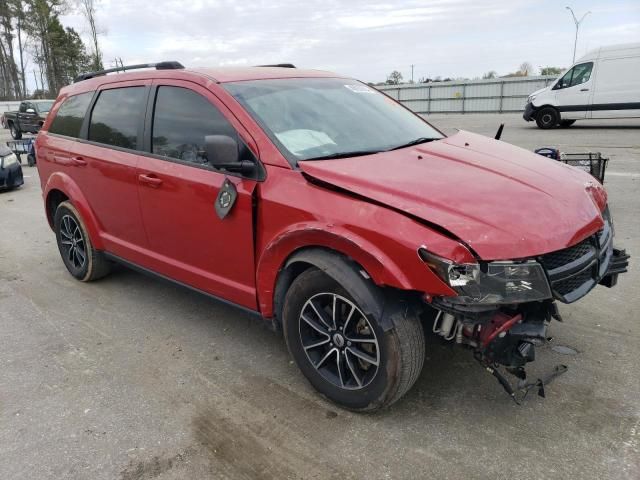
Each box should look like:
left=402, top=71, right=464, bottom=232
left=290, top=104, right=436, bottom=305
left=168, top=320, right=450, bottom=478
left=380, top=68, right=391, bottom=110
left=553, top=268, right=593, bottom=296
left=542, top=237, right=593, bottom=271
left=540, top=212, right=613, bottom=303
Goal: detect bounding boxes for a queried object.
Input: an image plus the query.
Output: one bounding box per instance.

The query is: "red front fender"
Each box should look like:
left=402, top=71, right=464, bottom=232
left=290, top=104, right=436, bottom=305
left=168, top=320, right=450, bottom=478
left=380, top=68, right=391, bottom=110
left=255, top=223, right=457, bottom=318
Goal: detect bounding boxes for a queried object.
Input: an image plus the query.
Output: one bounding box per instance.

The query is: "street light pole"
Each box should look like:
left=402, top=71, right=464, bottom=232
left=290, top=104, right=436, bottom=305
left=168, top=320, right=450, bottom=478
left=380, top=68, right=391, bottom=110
left=566, top=6, right=591, bottom=63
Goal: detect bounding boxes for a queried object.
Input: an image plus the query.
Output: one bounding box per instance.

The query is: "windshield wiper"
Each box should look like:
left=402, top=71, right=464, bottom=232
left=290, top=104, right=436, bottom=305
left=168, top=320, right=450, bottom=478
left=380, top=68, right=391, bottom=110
left=386, top=137, right=439, bottom=151
left=302, top=150, right=382, bottom=161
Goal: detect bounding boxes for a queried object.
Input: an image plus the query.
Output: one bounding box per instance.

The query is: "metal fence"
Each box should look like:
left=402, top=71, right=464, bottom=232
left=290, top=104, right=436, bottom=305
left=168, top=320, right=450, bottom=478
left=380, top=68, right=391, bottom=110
left=0, top=101, right=22, bottom=115
left=378, top=76, right=557, bottom=114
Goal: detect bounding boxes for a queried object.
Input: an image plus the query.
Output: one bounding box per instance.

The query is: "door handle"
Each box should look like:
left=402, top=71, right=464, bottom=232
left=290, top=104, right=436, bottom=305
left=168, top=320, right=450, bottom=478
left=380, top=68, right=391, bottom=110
left=70, top=156, right=87, bottom=166
left=580, top=88, right=589, bottom=91
left=138, top=173, right=163, bottom=187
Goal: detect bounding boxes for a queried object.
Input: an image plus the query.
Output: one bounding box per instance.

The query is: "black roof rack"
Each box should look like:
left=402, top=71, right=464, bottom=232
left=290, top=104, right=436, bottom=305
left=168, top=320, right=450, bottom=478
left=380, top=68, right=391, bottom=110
left=74, top=61, right=184, bottom=82
left=255, top=63, right=296, bottom=68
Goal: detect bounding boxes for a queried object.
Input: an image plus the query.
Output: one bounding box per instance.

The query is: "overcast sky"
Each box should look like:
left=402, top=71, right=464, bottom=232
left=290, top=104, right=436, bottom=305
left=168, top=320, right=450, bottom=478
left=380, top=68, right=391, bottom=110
left=58, top=0, right=639, bottom=83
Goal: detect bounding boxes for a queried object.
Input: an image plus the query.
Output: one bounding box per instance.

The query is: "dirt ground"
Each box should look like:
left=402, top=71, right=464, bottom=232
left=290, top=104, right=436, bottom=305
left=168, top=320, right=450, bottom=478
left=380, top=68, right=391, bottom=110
left=1, top=114, right=639, bottom=479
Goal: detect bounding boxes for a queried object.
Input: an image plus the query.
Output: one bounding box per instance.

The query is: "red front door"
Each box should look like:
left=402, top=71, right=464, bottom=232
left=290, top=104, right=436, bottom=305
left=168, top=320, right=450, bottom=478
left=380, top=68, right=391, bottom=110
left=135, top=81, right=259, bottom=309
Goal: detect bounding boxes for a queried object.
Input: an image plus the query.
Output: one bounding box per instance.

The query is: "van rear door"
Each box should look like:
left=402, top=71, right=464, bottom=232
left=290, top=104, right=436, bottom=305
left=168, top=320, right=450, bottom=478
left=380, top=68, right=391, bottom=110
left=591, top=55, right=640, bottom=119
left=553, top=62, right=594, bottom=120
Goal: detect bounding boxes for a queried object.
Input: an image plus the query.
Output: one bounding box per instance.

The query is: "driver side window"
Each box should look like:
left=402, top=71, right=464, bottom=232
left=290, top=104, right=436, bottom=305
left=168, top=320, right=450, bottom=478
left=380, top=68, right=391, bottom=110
left=151, top=86, right=236, bottom=166
left=555, top=62, right=593, bottom=90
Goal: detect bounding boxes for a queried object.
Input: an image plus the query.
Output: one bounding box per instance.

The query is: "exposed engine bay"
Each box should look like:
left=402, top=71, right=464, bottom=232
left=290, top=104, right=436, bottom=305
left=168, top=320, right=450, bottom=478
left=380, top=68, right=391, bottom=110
left=430, top=299, right=567, bottom=403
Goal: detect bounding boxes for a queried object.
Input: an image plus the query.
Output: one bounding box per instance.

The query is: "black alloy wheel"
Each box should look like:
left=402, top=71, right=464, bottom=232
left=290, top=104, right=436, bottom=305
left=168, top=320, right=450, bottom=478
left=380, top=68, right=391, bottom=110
left=53, top=201, right=112, bottom=281
left=299, top=292, right=380, bottom=390
left=59, top=214, right=87, bottom=272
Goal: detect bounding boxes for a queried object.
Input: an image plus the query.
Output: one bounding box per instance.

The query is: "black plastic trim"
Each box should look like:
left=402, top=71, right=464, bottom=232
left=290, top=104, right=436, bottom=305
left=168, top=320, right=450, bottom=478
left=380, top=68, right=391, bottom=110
left=74, top=61, right=184, bottom=82
left=103, top=252, right=264, bottom=320
left=557, top=102, right=640, bottom=112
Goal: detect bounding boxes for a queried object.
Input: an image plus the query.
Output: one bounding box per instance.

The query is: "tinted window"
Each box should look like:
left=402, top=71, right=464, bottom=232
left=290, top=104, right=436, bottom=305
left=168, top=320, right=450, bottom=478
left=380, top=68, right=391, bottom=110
left=152, top=86, right=236, bottom=165
left=89, top=87, right=146, bottom=149
left=556, top=62, right=593, bottom=89
left=48, top=92, right=93, bottom=138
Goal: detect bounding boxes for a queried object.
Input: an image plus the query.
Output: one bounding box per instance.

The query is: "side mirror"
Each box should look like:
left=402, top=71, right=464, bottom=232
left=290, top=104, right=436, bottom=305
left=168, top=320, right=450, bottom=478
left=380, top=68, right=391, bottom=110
left=205, top=135, right=255, bottom=176
left=26, top=108, right=36, bottom=114
left=205, top=135, right=239, bottom=166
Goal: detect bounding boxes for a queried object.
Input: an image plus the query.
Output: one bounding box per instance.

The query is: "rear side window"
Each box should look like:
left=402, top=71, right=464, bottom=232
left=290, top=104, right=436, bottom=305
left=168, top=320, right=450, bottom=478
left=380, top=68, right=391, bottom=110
left=48, top=92, right=93, bottom=138
left=89, top=87, right=146, bottom=150
left=151, top=86, right=236, bottom=165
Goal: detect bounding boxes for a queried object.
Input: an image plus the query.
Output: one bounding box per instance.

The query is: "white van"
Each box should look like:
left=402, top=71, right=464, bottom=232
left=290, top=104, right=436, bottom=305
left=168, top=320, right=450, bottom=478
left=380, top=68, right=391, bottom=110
left=524, top=43, right=640, bottom=128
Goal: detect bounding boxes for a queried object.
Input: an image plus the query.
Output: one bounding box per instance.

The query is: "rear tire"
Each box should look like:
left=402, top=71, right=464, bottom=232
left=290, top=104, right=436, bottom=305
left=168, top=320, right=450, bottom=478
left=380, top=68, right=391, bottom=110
left=282, top=267, right=425, bottom=411
left=54, top=201, right=111, bottom=281
left=559, top=120, right=576, bottom=128
left=9, top=122, right=22, bottom=140
left=535, top=107, right=559, bottom=129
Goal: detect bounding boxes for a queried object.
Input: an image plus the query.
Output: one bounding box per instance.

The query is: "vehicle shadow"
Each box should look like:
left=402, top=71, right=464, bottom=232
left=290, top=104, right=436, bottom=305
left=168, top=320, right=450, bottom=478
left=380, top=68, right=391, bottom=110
left=105, top=264, right=527, bottom=413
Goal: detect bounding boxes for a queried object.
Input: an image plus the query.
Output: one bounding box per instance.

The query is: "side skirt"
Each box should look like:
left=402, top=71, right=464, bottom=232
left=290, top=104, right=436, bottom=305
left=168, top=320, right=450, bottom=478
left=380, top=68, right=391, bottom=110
left=102, top=252, right=275, bottom=329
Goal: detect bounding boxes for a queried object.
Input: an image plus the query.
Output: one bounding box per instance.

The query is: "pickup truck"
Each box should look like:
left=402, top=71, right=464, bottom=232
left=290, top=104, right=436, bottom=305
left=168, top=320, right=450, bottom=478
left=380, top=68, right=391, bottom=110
left=4, top=100, right=54, bottom=139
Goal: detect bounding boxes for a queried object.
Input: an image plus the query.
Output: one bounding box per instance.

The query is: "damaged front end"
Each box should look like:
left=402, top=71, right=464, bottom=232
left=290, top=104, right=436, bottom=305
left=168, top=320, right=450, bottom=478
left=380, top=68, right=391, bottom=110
left=419, top=209, right=630, bottom=403
left=431, top=300, right=566, bottom=403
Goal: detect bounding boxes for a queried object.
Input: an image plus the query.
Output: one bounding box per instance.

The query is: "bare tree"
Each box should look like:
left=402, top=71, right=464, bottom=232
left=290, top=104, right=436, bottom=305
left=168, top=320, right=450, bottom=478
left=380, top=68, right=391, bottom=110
left=0, top=0, right=23, bottom=98
left=482, top=70, right=497, bottom=79
left=78, top=0, right=102, bottom=70
left=16, top=4, right=27, bottom=95
left=518, top=62, right=534, bottom=76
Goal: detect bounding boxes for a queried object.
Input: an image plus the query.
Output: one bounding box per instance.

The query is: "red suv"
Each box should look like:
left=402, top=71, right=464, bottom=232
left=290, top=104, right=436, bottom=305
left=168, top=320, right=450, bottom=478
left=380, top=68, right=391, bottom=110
left=36, top=62, right=629, bottom=410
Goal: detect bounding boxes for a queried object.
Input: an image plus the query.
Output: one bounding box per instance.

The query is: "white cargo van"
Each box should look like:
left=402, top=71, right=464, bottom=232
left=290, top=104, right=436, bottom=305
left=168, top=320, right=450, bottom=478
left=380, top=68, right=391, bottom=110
left=524, top=43, right=640, bottom=128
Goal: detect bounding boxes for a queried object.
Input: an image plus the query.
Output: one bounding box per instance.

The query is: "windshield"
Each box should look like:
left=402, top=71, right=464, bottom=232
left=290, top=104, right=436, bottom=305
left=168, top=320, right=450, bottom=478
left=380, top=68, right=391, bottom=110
left=224, top=78, right=443, bottom=162
left=35, top=101, right=54, bottom=113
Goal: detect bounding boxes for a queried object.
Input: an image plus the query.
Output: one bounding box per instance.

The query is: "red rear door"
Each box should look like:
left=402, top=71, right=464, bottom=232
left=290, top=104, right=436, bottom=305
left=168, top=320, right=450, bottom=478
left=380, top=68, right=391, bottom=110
left=74, top=80, right=151, bottom=257
left=135, top=81, right=259, bottom=309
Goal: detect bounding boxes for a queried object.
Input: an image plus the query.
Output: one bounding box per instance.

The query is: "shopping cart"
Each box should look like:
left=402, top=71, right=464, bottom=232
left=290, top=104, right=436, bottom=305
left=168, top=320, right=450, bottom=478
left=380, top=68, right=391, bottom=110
left=535, top=148, right=608, bottom=184
left=6, top=138, right=37, bottom=167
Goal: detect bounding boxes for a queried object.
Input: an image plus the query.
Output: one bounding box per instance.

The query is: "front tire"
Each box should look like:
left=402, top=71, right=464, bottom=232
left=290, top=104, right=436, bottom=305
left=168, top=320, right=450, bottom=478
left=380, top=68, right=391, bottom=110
left=54, top=201, right=111, bottom=281
left=535, top=107, right=559, bottom=129
left=9, top=122, right=22, bottom=139
left=283, top=268, right=425, bottom=411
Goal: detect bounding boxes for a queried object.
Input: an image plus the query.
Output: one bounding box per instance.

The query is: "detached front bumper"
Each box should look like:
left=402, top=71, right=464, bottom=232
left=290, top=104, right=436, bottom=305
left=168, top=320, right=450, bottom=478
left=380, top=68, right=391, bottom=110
left=523, top=102, right=537, bottom=121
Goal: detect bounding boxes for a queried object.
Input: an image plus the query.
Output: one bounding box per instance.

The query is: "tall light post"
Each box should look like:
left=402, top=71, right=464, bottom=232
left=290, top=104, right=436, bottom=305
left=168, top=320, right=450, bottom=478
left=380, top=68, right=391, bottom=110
left=566, top=6, right=591, bottom=63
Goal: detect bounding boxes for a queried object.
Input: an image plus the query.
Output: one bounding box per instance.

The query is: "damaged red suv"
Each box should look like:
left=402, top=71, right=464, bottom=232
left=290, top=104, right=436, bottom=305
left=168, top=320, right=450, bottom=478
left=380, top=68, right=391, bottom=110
left=36, top=62, right=629, bottom=410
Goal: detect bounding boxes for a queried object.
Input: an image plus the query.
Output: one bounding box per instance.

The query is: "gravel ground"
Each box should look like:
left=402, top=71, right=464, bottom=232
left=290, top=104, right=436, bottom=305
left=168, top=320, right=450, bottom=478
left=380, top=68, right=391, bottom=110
left=1, top=113, right=639, bottom=480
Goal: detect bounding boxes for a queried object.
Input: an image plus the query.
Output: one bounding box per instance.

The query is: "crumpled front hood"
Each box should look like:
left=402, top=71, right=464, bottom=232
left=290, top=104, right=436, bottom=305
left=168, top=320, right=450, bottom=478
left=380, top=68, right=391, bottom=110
left=299, top=130, right=606, bottom=260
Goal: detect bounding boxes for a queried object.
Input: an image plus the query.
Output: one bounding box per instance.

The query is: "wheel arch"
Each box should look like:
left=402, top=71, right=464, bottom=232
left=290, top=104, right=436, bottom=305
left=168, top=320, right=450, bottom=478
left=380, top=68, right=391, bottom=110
left=43, top=172, right=104, bottom=250
left=532, top=104, right=558, bottom=117
left=268, top=246, right=424, bottom=333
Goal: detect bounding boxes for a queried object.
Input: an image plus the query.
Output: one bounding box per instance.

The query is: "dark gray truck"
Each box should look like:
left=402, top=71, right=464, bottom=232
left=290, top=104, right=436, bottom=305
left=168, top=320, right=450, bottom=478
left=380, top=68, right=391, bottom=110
left=3, top=100, right=54, bottom=139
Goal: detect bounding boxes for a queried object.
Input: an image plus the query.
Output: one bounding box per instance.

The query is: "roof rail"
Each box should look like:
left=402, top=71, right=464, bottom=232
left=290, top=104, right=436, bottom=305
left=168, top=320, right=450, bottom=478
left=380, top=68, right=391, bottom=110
left=256, top=63, right=296, bottom=68
left=74, top=61, right=185, bottom=82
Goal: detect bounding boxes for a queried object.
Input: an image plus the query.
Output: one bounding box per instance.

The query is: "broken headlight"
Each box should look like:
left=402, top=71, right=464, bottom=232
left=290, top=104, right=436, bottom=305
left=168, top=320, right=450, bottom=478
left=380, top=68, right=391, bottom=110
left=419, top=248, right=552, bottom=304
